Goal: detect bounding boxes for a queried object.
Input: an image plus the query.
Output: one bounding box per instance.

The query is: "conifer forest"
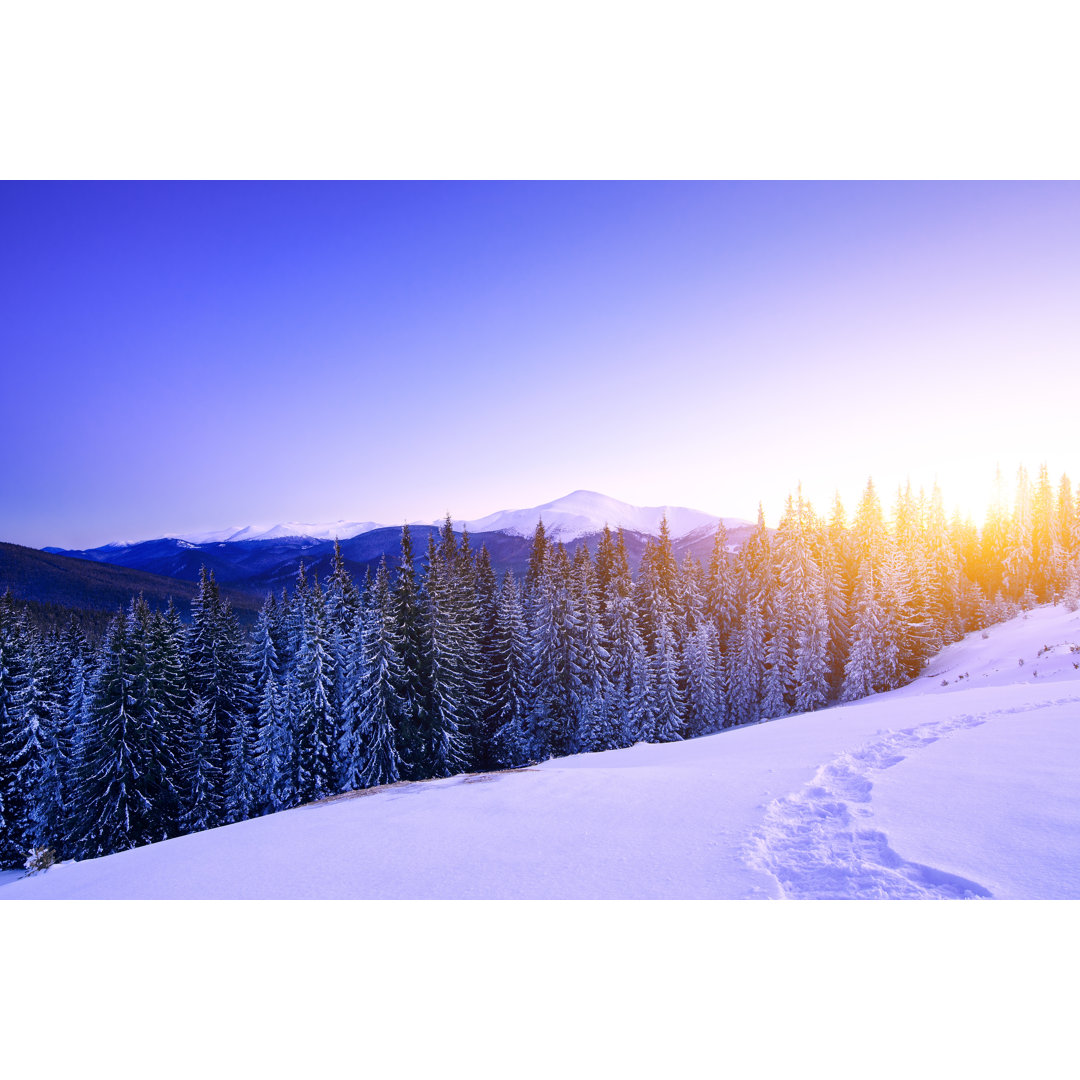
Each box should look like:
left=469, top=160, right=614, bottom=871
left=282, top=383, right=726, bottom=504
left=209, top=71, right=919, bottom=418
left=2, top=466, right=1078, bottom=870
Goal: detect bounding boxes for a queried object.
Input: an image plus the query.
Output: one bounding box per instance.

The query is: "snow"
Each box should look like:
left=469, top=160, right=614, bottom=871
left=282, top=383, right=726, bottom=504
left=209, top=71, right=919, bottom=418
left=5, top=604, right=1078, bottom=900
left=454, top=489, right=748, bottom=541
left=177, top=521, right=385, bottom=544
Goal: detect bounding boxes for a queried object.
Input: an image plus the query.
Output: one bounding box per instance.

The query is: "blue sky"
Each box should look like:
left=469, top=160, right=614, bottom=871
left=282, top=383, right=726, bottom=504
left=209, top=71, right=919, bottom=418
left=3, top=181, right=1080, bottom=548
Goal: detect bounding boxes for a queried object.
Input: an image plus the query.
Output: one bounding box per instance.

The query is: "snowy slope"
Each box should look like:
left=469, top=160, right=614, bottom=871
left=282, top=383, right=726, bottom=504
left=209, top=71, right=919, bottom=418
left=455, top=489, right=747, bottom=541
left=5, top=604, right=1078, bottom=900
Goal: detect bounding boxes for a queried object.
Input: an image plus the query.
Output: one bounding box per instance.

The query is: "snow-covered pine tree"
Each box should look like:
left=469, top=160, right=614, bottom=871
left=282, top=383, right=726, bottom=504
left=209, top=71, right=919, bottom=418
left=524, top=517, right=549, bottom=596
left=1031, top=464, right=1064, bottom=601
left=57, top=617, right=93, bottom=856
left=635, top=520, right=686, bottom=740
left=0, top=597, right=33, bottom=867
left=292, top=577, right=339, bottom=803
left=840, top=562, right=883, bottom=702
left=144, top=603, right=188, bottom=835
left=178, top=692, right=222, bottom=835
left=599, top=530, right=648, bottom=746
left=521, top=543, right=563, bottom=762
left=793, top=576, right=830, bottom=713
left=1057, top=473, right=1077, bottom=566
left=570, top=545, right=613, bottom=753
left=448, top=523, right=488, bottom=763
left=684, top=622, right=723, bottom=735
left=1063, top=556, right=1080, bottom=612
left=390, top=525, right=429, bottom=779
left=222, top=693, right=260, bottom=824
left=345, top=561, right=406, bottom=789
left=705, top=521, right=740, bottom=660
left=729, top=589, right=765, bottom=725
left=325, top=538, right=361, bottom=743
left=416, top=533, right=470, bottom=778
left=649, top=611, right=685, bottom=742
left=1004, top=466, right=1035, bottom=601
left=71, top=603, right=173, bottom=858
left=259, top=670, right=292, bottom=813
left=759, top=585, right=792, bottom=721
left=489, top=571, right=532, bottom=767
left=472, top=544, right=503, bottom=770
left=186, top=568, right=252, bottom=825
left=15, top=626, right=67, bottom=854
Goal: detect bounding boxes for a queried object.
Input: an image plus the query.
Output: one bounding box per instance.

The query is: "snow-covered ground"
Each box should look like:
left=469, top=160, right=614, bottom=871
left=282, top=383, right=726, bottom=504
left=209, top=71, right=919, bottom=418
left=5, top=604, right=1079, bottom=900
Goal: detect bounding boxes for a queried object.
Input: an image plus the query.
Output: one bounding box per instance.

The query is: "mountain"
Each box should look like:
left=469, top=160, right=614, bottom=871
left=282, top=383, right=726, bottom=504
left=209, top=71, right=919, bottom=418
left=454, top=489, right=747, bottom=541
left=6, top=602, right=1077, bottom=899
left=54, top=490, right=750, bottom=549
left=0, top=542, right=263, bottom=632
left=41, top=491, right=757, bottom=593
left=177, top=520, right=385, bottom=544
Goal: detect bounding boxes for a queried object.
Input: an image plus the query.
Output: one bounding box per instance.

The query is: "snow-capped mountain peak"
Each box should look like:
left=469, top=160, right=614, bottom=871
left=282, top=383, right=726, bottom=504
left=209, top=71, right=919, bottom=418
left=453, top=490, right=747, bottom=542
left=176, top=521, right=385, bottom=545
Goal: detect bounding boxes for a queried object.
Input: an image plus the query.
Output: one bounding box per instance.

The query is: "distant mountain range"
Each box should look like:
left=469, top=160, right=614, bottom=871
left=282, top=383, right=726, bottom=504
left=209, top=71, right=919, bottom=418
left=7, top=492, right=756, bottom=629
left=112, top=490, right=748, bottom=548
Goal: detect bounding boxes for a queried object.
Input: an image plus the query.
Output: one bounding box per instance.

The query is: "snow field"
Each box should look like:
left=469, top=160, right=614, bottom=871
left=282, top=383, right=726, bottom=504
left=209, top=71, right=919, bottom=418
left=4, top=604, right=1079, bottom=899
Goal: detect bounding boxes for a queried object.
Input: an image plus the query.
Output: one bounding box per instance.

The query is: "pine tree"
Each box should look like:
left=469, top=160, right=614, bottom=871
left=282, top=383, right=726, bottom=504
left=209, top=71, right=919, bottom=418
left=729, top=590, right=765, bottom=725
left=250, top=594, right=288, bottom=812
left=186, top=568, right=252, bottom=825
left=599, top=531, right=648, bottom=746
left=72, top=605, right=173, bottom=858
left=258, top=669, right=292, bottom=812
left=390, top=525, right=429, bottom=779
left=144, top=604, right=188, bottom=834
left=179, top=692, right=222, bottom=835
left=684, top=622, right=723, bottom=735
left=416, top=533, right=471, bottom=778
left=292, top=578, right=339, bottom=802
left=490, top=572, right=532, bottom=766
left=705, top=521, right=740, bottom=657
left=841, top=563, right=883, bottom=702
left=793, top=581, right=830, bottom=713
left=325, top=539, right=361, bottom=741
left=570, top=546, right=612, bottom=752
left=58, top=618, right=93, bottom=856
left=1004, top=466, right=1035, bottom=601
left=17, top=628, right=66, bottom=852
left=1032, top=464, right=1063, bottom=600
left=0, top=599, right=34, bottom=866
left=344, top=561, right=406, bottom=789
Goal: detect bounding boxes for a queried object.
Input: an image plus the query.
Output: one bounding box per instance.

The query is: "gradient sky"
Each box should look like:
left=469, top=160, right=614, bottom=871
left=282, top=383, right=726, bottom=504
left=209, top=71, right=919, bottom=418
left=3, top=181, right=1080, bottom=549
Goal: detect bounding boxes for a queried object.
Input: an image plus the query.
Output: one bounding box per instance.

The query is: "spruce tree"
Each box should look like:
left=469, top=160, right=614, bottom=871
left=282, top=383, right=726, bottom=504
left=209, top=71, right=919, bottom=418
left=292, top=578, right=339, bottom=802
left=417, top=534, right=470, bottom=778
left=345, top=562, right=406, bottom=788
left=72, top=605, right=173, bottom=858
left=490, top=572, right=532, bottom=766
left=0, top=599, right=33, bottom=866
left=390, top=525, right=429, bottom=779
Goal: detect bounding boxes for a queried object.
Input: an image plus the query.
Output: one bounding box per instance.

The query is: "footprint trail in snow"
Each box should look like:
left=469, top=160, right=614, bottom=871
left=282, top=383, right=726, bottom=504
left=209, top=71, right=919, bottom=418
left=745, top=711, right=997, bottom=899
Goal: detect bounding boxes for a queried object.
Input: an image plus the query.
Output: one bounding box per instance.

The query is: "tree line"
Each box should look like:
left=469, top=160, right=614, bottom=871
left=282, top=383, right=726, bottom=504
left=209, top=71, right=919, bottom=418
left=2, top=465, right=1079, bottom=870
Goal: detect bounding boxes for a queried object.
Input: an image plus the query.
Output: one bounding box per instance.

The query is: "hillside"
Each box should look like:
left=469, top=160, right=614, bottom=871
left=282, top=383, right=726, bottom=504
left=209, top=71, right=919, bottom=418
left=0, top=542, right=263, bottom=628
left=5, top=603, right=1077, bottom=899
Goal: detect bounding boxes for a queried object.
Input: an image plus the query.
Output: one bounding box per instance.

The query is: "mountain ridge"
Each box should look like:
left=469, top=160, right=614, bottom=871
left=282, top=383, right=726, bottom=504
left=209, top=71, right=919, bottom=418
left=65, top=490, right=751, bottom=550
left=19, top=493, right=759, bottom=614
